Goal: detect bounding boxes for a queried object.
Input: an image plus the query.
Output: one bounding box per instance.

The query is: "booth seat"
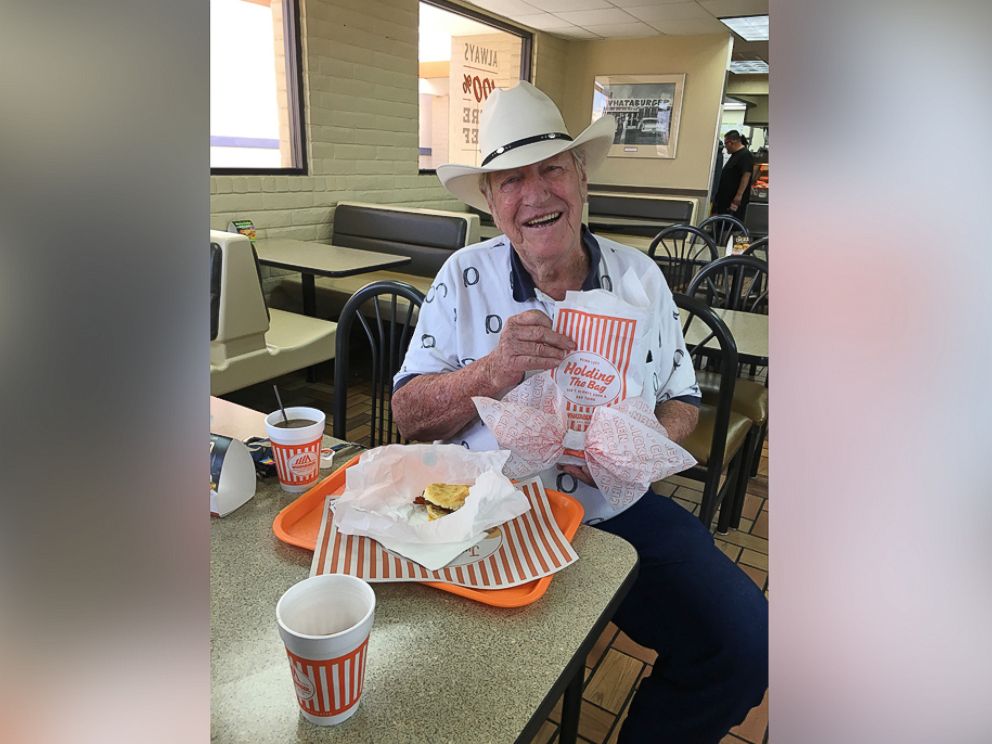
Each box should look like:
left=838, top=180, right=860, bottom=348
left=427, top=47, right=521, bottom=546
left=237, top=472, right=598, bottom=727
left=268, top=202, right=478, bottom=317
left=210, top=230, right=337, bottom=396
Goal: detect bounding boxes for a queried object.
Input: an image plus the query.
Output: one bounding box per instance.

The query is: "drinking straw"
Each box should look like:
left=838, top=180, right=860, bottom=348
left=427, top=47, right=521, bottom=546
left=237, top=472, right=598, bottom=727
left=273, top=384, right=289, bottom=424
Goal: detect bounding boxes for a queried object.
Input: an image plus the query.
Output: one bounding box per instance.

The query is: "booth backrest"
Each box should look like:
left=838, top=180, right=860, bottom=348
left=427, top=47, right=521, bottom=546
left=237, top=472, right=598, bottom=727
left=587, top=193, right=697, bottom=236
left=210, top=230, right=270, bottom=364
left=331, top=202, right=480, bottom=277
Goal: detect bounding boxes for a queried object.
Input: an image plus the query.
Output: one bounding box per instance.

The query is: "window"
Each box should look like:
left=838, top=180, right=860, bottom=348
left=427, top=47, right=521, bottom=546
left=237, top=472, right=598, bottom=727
left=418, top=1, right=531, bottom=172
left=211, top=0, right=306, bottom=173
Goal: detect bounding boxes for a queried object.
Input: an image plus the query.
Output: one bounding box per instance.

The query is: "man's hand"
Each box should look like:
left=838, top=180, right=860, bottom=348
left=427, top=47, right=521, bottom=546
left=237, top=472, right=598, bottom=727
left=558, top=463, right=595, bottom=486
left=482, top=310, right=576, bottom=394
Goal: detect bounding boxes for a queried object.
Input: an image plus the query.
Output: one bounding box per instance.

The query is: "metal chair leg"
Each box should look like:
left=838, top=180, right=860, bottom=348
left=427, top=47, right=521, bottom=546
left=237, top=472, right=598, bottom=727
left=559, top=665, right=583, bottom=744
left=717, top=446, right=747, bottom=533
left=749, top=421, right=767, bottom=478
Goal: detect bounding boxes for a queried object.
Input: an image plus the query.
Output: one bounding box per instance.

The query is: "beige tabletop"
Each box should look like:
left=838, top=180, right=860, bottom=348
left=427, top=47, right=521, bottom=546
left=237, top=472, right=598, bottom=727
left=683, top=307, right=768, bottom=362
left=254, top=238, right=412, bottom=278
left=210, top=399, right=639, bottom=744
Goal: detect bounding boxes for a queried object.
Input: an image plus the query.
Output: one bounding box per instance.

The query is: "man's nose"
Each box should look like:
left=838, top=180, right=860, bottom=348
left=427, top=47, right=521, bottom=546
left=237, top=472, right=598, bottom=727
left=520, top=173, right=551, bottom=203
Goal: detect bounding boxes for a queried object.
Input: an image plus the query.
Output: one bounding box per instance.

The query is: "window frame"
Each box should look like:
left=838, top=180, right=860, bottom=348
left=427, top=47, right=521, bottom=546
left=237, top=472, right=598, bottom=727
left=210, top=0, right=308, bottom=176
left=418, top=0, right=533, bottom=176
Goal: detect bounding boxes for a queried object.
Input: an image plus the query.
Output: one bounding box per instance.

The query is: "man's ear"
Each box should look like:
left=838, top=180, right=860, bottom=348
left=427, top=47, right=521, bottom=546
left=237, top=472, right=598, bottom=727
left=483, top=191, right=502, bottom=231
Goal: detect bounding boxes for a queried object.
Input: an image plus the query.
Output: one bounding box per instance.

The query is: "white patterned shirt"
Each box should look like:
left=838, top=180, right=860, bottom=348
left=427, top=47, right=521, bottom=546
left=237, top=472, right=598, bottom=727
left=394, top=228, right=699, bottom=523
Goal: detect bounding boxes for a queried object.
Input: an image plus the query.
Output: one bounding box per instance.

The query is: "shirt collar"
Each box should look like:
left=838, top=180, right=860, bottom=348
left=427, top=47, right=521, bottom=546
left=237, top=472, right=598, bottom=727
left=509, top=225, right=602, bottom=302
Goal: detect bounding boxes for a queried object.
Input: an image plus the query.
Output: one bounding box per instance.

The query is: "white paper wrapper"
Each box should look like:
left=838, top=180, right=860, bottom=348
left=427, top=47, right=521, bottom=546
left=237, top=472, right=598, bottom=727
left=473, top=373, right=697, bottom=509
left=333, top=444, right=531, bottom=570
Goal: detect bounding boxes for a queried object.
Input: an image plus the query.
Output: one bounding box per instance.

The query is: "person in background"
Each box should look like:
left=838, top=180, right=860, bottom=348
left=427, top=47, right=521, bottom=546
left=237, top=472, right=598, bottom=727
left=713, top=129, right=755, bottom=221
left=391, top=81, right=767, bottom=743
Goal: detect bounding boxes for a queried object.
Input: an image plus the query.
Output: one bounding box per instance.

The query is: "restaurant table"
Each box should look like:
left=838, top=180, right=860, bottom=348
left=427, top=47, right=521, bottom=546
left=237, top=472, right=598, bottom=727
left=254, top=238, right=413, bottom=317
left=683, top=307, right=768, bottom=365
left=210, top=397, right=639, bottom=744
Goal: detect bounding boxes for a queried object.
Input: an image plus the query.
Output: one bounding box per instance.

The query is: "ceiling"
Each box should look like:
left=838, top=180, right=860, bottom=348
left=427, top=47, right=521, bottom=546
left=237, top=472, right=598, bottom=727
left=462, top=0, right=768, bottom=65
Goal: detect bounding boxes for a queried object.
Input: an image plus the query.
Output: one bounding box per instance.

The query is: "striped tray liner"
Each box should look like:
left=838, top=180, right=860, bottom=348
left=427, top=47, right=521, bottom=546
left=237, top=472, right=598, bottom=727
left=309, top=477, right=578, bottom=589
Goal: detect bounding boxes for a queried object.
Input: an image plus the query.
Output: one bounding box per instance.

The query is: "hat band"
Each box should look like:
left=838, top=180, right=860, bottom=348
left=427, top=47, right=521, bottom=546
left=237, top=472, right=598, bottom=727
left=481, top=132, right=573, bottom=167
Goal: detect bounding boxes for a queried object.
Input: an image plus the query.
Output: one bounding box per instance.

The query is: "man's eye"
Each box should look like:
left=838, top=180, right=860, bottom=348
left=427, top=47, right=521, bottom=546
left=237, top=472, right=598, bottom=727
left=499, top=176, right=521, bottom=190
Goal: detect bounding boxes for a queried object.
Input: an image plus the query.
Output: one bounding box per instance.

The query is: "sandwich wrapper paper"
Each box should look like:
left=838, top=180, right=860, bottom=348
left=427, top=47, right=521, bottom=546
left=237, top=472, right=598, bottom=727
left=311, top=476, right=579, bottom=588
left=332, top=444, right=530, bottom=570
left=472, top=268, right=696, bottom=510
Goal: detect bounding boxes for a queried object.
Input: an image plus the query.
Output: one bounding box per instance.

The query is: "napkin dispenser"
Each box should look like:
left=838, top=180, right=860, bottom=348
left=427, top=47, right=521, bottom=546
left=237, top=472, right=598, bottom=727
left=210, top=434, right=257, bottom=517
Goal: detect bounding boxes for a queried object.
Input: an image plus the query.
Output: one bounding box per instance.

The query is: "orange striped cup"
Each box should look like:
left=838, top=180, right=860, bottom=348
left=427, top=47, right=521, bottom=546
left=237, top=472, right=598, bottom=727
left=276, top=574, right=376, bottom=726
left=265, top=406, right=325, bottom=493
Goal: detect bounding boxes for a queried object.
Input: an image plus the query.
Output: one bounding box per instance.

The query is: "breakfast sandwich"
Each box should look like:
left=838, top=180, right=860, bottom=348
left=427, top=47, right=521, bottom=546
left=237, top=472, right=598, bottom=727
left=420, top=482, right=470, bottom=520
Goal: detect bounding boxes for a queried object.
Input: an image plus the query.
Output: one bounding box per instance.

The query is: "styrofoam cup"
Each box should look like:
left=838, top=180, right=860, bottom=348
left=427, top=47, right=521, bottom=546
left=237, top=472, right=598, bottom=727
left=265, top=406, right=325, bottom=493
left=276, top=574, right=376, bottom=726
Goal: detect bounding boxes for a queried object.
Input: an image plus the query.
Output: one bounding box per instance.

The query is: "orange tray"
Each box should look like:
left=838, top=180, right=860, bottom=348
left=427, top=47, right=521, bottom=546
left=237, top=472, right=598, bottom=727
left=272, top=456, right=584, bottom=608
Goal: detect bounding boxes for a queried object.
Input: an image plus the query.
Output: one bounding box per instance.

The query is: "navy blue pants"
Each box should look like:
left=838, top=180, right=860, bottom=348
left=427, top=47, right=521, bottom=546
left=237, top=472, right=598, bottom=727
left=592, top=492, right=768, bottom=743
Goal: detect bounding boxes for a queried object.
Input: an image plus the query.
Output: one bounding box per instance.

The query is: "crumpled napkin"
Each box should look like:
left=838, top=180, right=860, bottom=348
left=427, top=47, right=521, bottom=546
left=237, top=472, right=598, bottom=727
left=473, top=373, right=696, bottom=509
left=333, top=444, right=531, bottom=570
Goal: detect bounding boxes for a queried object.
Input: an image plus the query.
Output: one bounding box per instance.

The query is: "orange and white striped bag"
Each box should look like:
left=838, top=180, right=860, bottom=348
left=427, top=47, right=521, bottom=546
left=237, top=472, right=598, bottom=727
left=551, top=275, right=652, bottom=464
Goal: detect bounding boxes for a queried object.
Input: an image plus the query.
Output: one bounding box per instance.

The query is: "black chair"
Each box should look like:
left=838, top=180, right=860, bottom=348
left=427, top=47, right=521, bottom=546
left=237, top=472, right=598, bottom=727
left=742, top=236, right=767, bottom=263
left=671, top=294, right=752, bottom=530
left=688, top=256, right=770, bottom=532
left=647, top=225, right=719, bottom=293
left=686, top=254, right=768, bottom=315
left=333, top=280, right=425, bottom=448
left=699, top=214, right=749, bottom=249
left=743, top=202, right=768, bottom=239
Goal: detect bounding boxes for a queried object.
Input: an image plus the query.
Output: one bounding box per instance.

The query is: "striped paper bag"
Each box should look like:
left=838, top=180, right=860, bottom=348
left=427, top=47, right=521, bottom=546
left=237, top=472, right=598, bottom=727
left=310, top=477, right=578, bottom=588
left=551, top=277, right=652, bottom=464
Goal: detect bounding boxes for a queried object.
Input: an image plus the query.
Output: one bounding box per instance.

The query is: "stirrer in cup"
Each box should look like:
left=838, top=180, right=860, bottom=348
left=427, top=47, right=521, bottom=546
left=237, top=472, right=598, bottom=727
left=273, top=384, right=289, bottom=425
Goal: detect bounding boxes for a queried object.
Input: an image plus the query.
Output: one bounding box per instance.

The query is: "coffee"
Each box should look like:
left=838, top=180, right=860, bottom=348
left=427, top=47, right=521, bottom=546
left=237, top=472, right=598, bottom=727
left=274, top=418, right=317, bottom=429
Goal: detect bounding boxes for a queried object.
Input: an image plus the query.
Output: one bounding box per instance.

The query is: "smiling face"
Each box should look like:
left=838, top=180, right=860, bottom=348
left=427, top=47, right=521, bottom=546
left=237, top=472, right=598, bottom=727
left=483, top=150, right=588, bottom=272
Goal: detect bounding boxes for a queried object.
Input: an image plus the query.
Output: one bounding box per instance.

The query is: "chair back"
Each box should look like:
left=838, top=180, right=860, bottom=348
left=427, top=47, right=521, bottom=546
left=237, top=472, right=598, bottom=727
left=209, top=230, right=270, bottom=365
left=333, top=280, right=425, bottom=447
left=647, top=225, right=719, bottom=293
left=699, top=214, right=749, bottom=248
left=687, top=255, right=769, bottom=315
left=743, top=203, right=768, bottom=238
left=674, top=293, right=739, bottom=526
left=742, top=236, right=767, bottom=263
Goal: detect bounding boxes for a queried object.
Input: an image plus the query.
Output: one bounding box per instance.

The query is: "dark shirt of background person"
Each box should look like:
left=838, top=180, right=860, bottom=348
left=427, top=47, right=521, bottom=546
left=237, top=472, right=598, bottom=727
left=713, top=130, right=754, bottom=220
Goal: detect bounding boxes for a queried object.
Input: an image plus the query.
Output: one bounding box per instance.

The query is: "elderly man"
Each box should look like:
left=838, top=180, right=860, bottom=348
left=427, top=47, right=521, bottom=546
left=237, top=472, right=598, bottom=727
left=392, top=82, right=767, bottom=743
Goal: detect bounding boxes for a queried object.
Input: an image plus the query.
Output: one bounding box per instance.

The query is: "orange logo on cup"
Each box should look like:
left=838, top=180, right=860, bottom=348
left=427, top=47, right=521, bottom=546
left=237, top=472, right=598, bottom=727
left=292, top=665, right=316, bottom=702
left=271, top=438, right=321, bottom=485
left=289, top=451, right=317, bottom=476
left=285, top=637, right=370, bottom=717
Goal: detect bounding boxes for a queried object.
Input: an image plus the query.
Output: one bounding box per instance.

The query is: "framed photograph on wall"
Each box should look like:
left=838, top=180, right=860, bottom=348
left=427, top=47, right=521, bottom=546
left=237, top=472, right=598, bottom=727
left=591, top=74, right=686, bottom=159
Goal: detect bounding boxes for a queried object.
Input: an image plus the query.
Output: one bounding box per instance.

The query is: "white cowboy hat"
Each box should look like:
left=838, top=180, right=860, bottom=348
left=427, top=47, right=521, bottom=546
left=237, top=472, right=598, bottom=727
left=436, top=81, right=616, bottom=213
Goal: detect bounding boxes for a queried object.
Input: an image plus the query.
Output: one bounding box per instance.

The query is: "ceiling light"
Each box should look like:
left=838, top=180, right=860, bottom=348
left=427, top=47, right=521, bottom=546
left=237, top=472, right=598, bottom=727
left=720, top=15, right=768, bottom=42
left=729, top=60, right=768, bottom=74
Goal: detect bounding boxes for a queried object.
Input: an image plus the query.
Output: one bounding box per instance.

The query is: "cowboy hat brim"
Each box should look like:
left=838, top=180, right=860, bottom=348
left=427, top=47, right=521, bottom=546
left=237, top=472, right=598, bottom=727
left=436, top=114, right=616, bottom=214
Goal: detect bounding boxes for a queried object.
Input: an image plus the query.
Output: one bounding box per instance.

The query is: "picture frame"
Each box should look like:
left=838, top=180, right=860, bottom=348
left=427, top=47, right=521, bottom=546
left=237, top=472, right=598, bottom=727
left=591, top=73, right=686, bottom=159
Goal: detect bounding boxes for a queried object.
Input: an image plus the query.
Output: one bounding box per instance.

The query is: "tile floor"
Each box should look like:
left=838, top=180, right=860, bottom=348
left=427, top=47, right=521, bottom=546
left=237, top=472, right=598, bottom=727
left=222, top=361, right=769, bottom=743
